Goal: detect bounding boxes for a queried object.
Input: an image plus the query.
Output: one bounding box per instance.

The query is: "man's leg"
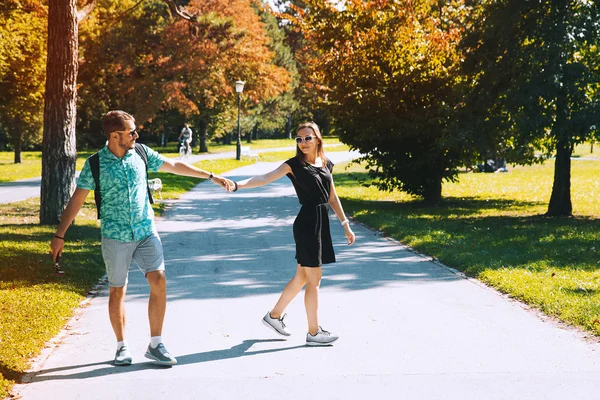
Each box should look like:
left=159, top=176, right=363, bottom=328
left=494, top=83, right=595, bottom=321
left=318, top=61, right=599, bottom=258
left=146, top=270, right=166, bottom=337
left=133, top=233, right=176, bottom=365
left=109, top=285, right=127, bottom=341
left=102, top=237, right=135, bottom=365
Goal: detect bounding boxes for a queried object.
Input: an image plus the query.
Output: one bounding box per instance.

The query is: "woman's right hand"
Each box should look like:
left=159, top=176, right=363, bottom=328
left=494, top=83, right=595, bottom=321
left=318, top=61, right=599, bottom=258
left=344, top=224, right=355, bottom=245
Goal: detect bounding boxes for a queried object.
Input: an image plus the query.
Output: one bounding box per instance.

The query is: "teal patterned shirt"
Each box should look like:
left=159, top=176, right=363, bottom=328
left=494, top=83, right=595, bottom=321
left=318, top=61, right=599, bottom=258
left=77, top=144, right=166, bottom=242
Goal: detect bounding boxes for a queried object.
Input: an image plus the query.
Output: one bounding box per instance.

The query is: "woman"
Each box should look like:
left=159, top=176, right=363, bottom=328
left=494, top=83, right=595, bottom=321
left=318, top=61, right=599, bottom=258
left=233, top=122, right=356, bottom=346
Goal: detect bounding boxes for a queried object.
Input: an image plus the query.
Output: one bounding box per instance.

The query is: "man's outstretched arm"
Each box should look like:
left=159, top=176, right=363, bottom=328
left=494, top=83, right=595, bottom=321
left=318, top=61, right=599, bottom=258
left=159, top=158, right=234, bottom=191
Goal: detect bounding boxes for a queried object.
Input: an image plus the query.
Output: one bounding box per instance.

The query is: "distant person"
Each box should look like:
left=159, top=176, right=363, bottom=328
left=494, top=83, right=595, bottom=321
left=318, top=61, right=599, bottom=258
left=50, top=110, right=233, bottom=366
left=495, top=158, right=508, bottom=173
left=231, top=122, right=356, bottom=346
left=179, top=123, right=193, bottom=154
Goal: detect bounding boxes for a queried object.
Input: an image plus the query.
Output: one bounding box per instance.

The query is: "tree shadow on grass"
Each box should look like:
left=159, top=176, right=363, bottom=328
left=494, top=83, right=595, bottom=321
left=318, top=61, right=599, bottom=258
left=0, top=224, right=103, bottom=288
left=0, top=362, right=20, bottom=385
left=341, top=195, right=600, bottom=276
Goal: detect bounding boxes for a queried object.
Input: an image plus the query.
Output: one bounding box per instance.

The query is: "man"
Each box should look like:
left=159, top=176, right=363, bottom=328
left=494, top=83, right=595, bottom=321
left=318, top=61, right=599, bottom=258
left=179, top=123, right=193, bottom=154
left=50, top=110, right=233, bottom=366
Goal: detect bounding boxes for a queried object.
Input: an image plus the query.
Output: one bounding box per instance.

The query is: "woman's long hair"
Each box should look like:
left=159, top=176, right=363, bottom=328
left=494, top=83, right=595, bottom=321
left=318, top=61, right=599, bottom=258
left=295, top=122, right=326, bottom=165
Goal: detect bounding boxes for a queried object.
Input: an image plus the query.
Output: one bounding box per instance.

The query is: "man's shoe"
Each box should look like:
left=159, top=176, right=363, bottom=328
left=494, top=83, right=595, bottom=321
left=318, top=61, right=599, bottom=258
left=114, top=345, right=132, bottom=366
left=306, top=326, right=339, bottom=346
left=144, top=343, right=177, bottom=365
left=262, top=312, right=291, bottom=337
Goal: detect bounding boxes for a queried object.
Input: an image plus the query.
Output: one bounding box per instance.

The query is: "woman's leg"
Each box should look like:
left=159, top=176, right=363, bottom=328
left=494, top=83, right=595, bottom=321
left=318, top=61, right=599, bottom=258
left=304, top=266, right=322, bottom=335
left=270, top=264, right=306, bottom=318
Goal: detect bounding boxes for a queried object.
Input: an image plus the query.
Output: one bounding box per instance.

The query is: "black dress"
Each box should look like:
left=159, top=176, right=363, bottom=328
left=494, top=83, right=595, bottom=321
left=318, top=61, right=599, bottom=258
left=285, top=156, right=336, bottom=267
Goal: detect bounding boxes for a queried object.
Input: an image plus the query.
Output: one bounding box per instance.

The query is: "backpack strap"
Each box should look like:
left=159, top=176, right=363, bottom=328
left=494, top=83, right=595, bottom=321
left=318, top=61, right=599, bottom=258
left=135, top=143, right=154, bottom=204
left=89, top=152, right=102, bottom=219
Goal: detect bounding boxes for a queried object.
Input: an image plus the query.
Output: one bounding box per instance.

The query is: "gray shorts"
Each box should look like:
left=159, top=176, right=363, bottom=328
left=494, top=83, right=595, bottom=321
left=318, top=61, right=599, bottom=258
left=101, top=232, right=165, bottom=287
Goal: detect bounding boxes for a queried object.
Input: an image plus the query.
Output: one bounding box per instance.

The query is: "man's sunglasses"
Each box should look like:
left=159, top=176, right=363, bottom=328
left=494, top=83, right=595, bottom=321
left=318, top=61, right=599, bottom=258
left=115, top=129, right=137, bottom=137
left=295, top=136, right=315, bottom=144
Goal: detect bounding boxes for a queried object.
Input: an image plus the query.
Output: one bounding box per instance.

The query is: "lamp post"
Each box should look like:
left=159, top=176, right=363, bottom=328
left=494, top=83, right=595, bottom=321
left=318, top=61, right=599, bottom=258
left=235, top=80, right=245, bottom=160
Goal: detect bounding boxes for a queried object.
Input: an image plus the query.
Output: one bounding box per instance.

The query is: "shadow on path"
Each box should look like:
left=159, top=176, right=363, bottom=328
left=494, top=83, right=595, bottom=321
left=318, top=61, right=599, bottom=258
left=27, top=339, right=303, bottom=383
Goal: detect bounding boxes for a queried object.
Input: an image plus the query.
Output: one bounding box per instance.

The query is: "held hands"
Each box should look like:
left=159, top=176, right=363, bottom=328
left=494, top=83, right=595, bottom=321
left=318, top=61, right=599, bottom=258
left=211, top=175, right=235, bottom=192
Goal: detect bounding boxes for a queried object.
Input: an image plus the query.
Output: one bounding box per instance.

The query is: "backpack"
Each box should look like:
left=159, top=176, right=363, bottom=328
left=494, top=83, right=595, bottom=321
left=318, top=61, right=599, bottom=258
left=89, top=143, right=154, bottom=219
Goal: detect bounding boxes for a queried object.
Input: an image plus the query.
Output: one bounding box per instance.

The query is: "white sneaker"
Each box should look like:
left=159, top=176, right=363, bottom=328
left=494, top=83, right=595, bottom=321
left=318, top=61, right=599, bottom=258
left=262, top=312, right=291, bottom=337
left=306, top=326, right=339, bottom=346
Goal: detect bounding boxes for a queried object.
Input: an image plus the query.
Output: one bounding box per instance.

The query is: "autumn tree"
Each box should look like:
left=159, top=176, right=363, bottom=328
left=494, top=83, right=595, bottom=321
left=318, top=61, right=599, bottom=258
left=248, top=2, right=299, bottom=140
left=77, top=0, right=172, bottom=149
left=41, top=0, right=241, bottom=224
left=77, top=0, right=291, bottom=151
left=0, top=0, right=47, bottom=163
left=462, top=0, right=600, bottom=216
left=272, top=0, right=332, bottom=138
left=158, top=0, right=292, bottom=151
left=293, top=0, right=471, bottom=202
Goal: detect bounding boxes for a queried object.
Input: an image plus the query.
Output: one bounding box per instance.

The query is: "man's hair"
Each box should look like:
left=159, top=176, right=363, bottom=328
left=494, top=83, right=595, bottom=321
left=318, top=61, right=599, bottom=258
left=103, top=110, right=135, bottom=139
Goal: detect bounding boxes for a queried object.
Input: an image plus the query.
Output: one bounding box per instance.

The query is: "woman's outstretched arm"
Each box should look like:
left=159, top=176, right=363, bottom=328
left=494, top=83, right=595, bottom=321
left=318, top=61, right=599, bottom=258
left=235, top=163, right=292, bottom=190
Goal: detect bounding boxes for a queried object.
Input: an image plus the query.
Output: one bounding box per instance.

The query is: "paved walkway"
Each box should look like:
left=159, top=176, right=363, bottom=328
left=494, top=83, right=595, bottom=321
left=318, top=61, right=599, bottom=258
left=11, top=155, right=600, bottom=400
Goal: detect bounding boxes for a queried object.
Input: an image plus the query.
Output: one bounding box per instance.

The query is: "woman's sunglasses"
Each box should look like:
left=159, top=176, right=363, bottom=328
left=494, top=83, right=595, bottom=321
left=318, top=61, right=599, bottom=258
left=295, top=136, right=315, bottom=144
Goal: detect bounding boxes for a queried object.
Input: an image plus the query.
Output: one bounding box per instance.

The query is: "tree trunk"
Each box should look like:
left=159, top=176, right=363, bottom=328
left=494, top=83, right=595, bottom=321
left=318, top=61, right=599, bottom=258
left=546, top=136, right=573, bottom=216
left=546, top=83, right=573, bottom=217
left=13, top=128, right=22, bottom=164
left=40, top=0, right=79, bottom=225
left=285, top=115, right=292, bottom=139
left=422, top=176, right=442, bottom=204
left=199, top=119, right=208, bottom=152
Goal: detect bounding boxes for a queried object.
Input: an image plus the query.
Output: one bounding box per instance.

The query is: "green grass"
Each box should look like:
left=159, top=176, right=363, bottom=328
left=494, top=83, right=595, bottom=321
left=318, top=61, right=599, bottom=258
left=334, top=159, right=600, bottom=337
left=0, top=197, right=103, bottom=398
left=0, top=151, right=94, bottom=183
left=572, top=142, right=600, bottom=158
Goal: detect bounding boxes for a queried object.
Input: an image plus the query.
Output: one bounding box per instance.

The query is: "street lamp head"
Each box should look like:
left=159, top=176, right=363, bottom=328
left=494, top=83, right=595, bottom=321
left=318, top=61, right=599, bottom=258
left=235, top=80, right=245, bottom=93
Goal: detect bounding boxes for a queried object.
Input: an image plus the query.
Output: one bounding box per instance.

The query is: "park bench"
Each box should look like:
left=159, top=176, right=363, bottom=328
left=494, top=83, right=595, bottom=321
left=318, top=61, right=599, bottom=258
left=240, top=146, right=259, bottom=162
left=148, top=178, right=163, bottom=200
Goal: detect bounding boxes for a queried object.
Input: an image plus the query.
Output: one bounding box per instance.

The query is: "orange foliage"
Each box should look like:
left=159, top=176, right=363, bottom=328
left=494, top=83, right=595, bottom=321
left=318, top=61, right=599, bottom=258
left=159, top=0, right=291, bottom=118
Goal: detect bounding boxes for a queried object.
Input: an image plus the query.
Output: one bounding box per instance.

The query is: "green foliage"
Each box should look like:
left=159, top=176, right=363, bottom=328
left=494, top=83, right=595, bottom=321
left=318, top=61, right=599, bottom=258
left=463, top=0, right=600, bottom=154
left=461, top=0, right=600, bottom=215
left=295, top=0, right=472, bottom=202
